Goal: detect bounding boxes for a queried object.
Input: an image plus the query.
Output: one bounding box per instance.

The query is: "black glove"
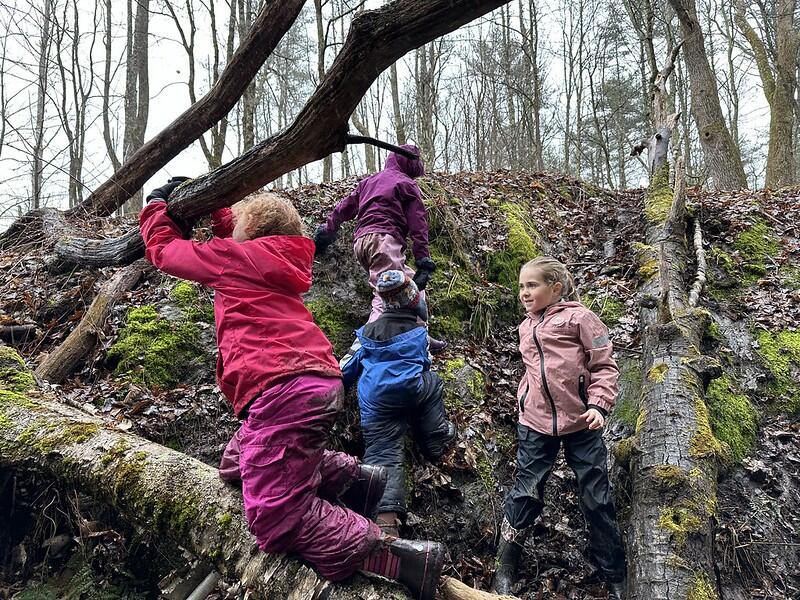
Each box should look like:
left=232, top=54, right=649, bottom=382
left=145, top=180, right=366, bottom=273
left=146, top=176, right=191, bottom=204
left=412, top=257, right=436, bottom=291
left=313, top=225, right=337, bottom=257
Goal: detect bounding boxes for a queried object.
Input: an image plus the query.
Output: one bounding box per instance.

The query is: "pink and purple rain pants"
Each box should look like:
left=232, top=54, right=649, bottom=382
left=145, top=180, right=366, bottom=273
left=219, top=374, right=381, bottom=581
left=353, top=232, right=427, bottom=324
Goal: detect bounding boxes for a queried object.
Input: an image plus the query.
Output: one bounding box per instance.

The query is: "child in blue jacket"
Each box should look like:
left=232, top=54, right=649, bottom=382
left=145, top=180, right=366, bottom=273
left=341, top=270, right=456, bottom=535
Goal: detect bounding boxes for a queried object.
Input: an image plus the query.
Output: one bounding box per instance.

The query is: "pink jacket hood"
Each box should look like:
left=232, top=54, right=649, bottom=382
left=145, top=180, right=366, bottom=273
left=517, top=301, right=619, bottom=436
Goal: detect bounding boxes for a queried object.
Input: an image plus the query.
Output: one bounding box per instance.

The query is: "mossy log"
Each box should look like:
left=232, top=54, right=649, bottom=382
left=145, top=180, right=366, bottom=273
left=3, top=351, right=505, bottom=600
left=35, top=261, right=148, bottom=383
left=627, top=158, right=722, bottom=599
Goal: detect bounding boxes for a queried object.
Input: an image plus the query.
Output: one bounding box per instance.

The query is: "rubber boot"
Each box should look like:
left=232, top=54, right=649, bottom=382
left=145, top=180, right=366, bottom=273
left=362, top=536, right=445, bottom=600
left=608, top=579, right=626, bottom=600
left=339, top=464, right=388, bottom=518
left=428, top=336, right=447, bottom=354
left=490, top=518, right=528, bottom=595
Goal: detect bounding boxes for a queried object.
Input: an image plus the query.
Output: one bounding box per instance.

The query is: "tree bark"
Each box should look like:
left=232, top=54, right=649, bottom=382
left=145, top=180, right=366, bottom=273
left=35, top=262, right=148, bottom=384
left=31, top=0, right=54, bottom=211
left=735, top=0, right=798, bottom=189
left=69, top=0, right=307, bottom=218
left=667, top=0, right=747, bottom=190
left=55, top=0, right=510, bottom=266
left=390, top=62, right=407, bottom=146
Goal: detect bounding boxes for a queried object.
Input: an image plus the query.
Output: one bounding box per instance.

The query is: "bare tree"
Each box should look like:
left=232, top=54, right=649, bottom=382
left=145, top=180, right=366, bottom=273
left=121, top=0, right=151, bottom=213
left=735, top=0, right=798, bottom=188
left=667, top=0, right=748, bottom=189
left=31, top=0, right=54, bottom=210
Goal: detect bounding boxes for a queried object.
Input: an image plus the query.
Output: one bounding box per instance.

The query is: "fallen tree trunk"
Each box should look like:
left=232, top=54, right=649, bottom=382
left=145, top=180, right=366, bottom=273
left=35, top=261, right=148, bottom=383
left=2, top=349, right=512, bottom=600
left=53, top=0, right=509, bottom=267
left=1, top=351, right=407, bottom=599
left=626, top=158, right=723, bottom=599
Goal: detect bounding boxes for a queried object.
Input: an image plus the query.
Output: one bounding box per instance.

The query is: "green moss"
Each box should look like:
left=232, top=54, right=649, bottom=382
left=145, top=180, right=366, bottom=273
left=645, top=164, right=673, bottom=223
left=780, top=265, right=800, bottom=290
left=688, top=572, right=718, bottom=600
left=110, top=450, right=200, bottom=537
left=0, top=345, right=26, bottom=367
left=429, top=314, right=464, bottom=339
left=733, top=218, right=779, bottom=283
left=216, top=512, right=233, bottom=529
left=306, top=297, right=361, bottom=357
left=648, top=363, right=669, bottom=383
left=0, top=388, right=38, bottom=410
left=635, top=409, right=647, bottom=434
left=710, top=247, right=737, bottom=278
left=706, top=321, right=723, bottom=342
left=583, top=294, right=625, bottom=327
left=107, top=305, right=203, bottom=389
left=755, top=329, right=800, bottom=412
left=171, top=280, right=214, bottom=323
left=690, top=396, right=731, bottom=462
left=0, top=368, right=35, bottom=393
left=612, top=396, right=638, bottom=429
left=638, top=259, right=659, bottom=280
left=705, top=376, right=758, bottom=463
left=486, top=201, right=541, bottom=290
left=494, top=429, right=515, bottom=454
left=653, top=465, right=687, bottom=489
left=658, top=506, right=702, bottom=547
left=613, top=436, right=636, bottom=466
left=170, top=281, right=199, bottom=307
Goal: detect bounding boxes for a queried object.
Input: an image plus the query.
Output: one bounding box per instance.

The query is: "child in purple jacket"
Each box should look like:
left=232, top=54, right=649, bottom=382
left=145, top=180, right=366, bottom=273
left=314, top=145, right=445, bottom=351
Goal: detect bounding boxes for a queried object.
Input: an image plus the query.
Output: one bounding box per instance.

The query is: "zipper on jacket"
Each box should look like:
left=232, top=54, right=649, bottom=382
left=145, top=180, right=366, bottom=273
left=532, top=312, right=558, bottom=436
left=578, top=374, right=588, bottom=407
left=519, top=382, right=529, bottom=413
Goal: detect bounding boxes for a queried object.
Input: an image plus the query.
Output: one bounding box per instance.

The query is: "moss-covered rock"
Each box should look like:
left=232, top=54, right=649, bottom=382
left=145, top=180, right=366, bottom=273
left=170, top=280, right=214, bottom=323
left=106, top=306, right=203, bottom=389
left=705, top=376, right=758, bottom=463
left=437, top=357, right=486, bottom=414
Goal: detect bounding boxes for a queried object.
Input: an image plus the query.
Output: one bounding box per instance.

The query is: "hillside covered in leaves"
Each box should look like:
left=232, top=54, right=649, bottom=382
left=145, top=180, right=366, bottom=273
left=1, top=172, right=798, bottom=599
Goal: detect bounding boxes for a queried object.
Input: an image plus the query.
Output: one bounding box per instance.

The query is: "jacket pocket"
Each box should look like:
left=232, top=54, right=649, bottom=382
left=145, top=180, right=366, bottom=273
left=578, top=374, right=589, bottom=407
left=519, top=382, right=529, bottom=413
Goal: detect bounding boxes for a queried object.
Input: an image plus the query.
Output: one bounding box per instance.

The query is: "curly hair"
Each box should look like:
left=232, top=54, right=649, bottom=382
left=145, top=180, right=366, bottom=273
left=232, top=192, right=304, bottom=239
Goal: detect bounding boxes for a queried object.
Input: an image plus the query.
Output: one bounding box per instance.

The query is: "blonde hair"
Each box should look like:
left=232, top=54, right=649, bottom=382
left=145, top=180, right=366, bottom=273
left=521, top=256, right=580, bottom=301
left=232, top=192, right=304, bottom=239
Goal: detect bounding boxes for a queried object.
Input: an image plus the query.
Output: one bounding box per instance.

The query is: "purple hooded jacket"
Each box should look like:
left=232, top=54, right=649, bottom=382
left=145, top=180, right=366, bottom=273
left=323, top=144, right=429, bottom=260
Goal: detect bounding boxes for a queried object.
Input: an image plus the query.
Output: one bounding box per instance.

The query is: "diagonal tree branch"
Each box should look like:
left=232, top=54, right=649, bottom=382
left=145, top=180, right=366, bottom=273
left=69, top=0, right=307, bottom=218
left=56, top=0, right=511, bottom=266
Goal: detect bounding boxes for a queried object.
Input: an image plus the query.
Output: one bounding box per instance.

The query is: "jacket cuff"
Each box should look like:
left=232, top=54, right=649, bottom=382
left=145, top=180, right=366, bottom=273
left=587, top=403, right=609, bottom=417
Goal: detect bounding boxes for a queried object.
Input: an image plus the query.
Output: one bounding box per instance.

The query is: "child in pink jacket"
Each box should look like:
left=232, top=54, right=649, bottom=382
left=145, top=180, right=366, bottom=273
left=140, top=179, right=445, bottom=600
left=491, top=256, right=626, bottom=599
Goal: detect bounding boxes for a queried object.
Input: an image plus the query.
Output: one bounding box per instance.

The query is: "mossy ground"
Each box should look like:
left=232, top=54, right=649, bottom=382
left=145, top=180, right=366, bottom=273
left=106, top=306, right=203, bottom=389
left=705, top=376, right=758, bottom=463
left=583, top=293, right=625, bottom=327
left=733, top=218, right=780, bottom=283
left=305, top=297, right=362, bottom=357
left=486, top=200, right=542, bottom=291
left=170, top=281, right=214, bottom=323
left=755, top=329, right=800, bottom=413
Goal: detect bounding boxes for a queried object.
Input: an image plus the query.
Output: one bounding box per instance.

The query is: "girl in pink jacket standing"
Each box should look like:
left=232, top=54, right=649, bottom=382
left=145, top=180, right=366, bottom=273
left=491, top=256, right=626, bottom=599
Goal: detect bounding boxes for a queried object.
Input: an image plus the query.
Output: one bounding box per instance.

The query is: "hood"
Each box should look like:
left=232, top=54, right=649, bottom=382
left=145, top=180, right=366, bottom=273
left=384, top=144, right=425, bottom=178
left=250, top=235, right=314, bottom=294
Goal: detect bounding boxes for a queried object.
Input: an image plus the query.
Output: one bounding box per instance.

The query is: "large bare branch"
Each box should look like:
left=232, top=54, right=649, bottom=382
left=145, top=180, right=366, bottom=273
left=70, top=0, right=307, bottom=218
left=57, top=0, right=510, bottom=266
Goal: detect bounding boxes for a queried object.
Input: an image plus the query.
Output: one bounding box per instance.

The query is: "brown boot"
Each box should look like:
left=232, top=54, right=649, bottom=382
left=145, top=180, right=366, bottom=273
left=362, top=536, right=445, bottom=600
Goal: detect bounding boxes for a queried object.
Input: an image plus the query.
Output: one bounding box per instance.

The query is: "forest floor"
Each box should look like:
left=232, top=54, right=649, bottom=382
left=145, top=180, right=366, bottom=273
left=0, top=172, right=798, bottom=599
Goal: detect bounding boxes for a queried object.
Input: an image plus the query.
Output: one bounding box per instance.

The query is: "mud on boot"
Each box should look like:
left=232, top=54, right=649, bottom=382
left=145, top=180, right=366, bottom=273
left=339, top=464, right=388, bottom=518
left=362, top=537, right=445, bottom=600
left=490, top=518, right=529, bottom=595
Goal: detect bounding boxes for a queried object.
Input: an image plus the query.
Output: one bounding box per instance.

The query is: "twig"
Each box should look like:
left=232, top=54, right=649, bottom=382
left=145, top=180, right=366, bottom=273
left=689, top=218, right=707, bottom=307
left=345, top=134, right=418, bottom=159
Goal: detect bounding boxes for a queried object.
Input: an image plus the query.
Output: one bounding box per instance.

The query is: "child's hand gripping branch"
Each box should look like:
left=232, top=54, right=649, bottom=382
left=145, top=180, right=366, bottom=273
left=145, top=176, right=196, bottom=238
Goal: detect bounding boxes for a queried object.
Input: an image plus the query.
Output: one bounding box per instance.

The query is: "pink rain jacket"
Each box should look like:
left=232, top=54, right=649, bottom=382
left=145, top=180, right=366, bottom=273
left=517, top=301, right=619, bottom=436
left=140, top=203, right=341, bottom=417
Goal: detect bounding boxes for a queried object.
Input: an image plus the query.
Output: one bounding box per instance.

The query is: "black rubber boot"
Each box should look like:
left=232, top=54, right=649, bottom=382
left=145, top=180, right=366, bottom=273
left=428, top=336, right=448, bottom=354
left=608, top=579, right=626, bottom=600
left=490, top=537, right=523, bottom=595
left=388, top=538, right=445, bottom=600
left=339, top=464, right=388, bottom=518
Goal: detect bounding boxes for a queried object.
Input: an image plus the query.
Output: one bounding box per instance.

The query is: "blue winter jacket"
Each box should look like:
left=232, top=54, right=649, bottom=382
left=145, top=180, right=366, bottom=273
left=341, top=323, right=430, bottom=426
